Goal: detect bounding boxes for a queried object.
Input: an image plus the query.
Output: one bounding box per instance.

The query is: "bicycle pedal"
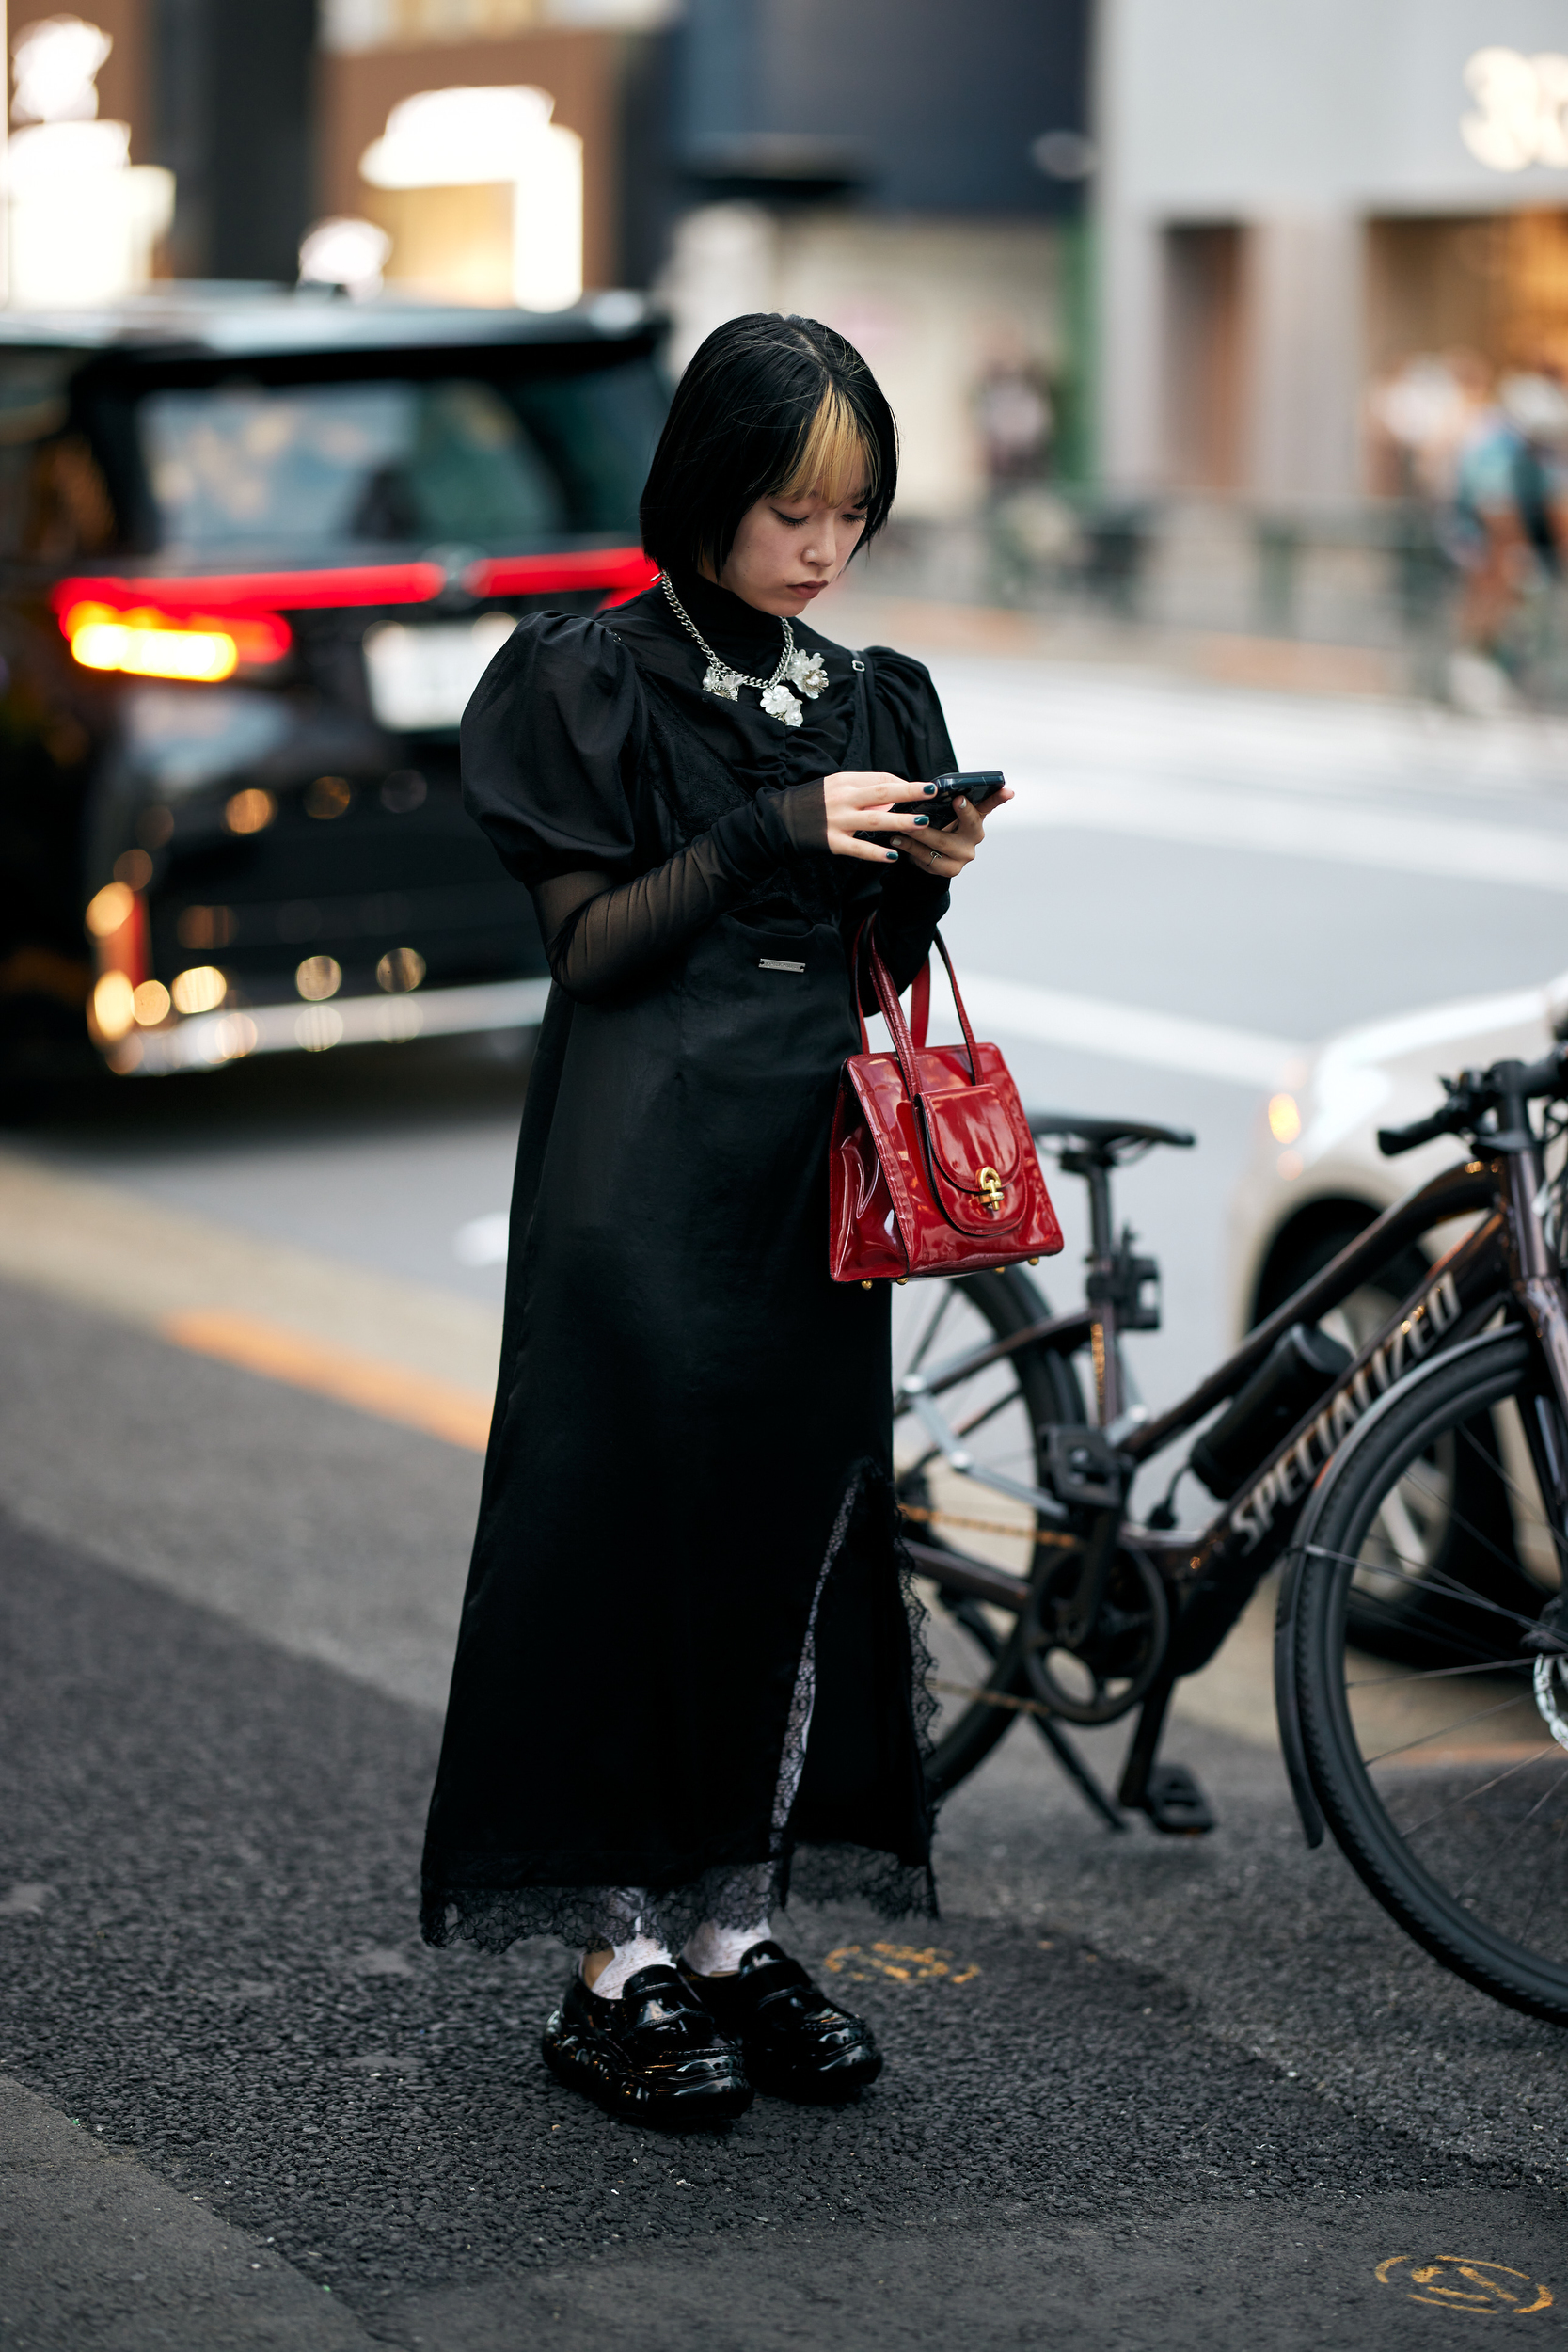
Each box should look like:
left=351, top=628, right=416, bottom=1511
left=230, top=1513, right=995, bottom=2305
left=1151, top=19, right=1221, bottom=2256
left=1140, top=1763, right=1214, bottom=1836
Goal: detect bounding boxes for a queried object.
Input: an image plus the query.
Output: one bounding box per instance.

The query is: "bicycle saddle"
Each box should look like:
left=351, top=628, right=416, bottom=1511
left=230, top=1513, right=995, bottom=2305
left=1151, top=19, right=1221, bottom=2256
left=1027, top=1111, right=1196, bottom=1159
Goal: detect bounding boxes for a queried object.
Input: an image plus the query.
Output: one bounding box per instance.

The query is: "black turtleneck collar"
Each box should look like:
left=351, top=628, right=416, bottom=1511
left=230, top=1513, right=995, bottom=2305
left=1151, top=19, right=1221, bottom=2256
left=658, top=564, right=795, bottom=658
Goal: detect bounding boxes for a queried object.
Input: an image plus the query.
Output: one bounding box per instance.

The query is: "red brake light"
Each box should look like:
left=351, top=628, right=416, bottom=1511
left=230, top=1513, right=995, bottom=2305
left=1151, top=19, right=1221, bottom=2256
left=464, top=548, right=657, bottom=599
left=53, top=547, right=656, bottom=679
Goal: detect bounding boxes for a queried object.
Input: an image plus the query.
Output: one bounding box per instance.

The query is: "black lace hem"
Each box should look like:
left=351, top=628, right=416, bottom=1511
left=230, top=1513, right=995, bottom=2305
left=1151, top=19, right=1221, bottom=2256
left=420, top=1462, right=941, bottom=1958
left=420, top=1836, right=936, bottom=1958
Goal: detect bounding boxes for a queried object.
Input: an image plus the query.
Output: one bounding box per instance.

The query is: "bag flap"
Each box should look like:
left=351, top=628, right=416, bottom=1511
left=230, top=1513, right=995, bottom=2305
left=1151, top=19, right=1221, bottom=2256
left=920, top=1084, right=1023, bottom=1193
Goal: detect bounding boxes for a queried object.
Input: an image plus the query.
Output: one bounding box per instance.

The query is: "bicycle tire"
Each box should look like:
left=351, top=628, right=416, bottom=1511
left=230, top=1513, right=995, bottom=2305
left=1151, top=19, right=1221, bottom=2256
left=1292, top=1328, right=1568, bottom=2025
left=892, top=1265, right=1084, bottom=1798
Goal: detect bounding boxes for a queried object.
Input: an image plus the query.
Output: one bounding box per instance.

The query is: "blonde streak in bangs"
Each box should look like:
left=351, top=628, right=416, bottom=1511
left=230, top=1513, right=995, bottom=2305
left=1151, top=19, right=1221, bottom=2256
left=775, top=384, right=877, bottom=507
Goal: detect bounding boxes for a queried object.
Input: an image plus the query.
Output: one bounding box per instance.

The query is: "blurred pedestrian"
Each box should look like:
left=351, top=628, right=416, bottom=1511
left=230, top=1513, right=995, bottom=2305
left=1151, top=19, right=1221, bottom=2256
left=420, top=314, right=1010, bottom=2123
left=1448, top=367, right=1568, bottom=709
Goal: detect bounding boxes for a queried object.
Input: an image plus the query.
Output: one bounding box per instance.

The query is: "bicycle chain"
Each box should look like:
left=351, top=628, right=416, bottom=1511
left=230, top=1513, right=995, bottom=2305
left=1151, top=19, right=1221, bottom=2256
left=896, top=1502, right=1080, bottom=1551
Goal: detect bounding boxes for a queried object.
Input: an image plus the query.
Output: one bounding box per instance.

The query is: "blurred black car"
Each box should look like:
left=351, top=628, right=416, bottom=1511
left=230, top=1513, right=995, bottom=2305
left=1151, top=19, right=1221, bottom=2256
left=0, top=287, right=666, bottom=1080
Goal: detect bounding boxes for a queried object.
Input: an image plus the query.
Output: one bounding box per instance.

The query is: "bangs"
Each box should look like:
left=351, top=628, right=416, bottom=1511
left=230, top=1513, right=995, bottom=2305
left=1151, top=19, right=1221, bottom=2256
left=639, top=312, right=898, bottom=576
left=773, top=385, right=878, bottom=507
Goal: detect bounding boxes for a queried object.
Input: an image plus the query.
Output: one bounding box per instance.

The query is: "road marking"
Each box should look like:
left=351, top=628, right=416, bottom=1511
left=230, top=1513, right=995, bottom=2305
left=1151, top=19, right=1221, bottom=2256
left=1002, top=772, right=1568, bottom=895
left=822, top=1943, right=981, bottom=1986
left=161, top=1310, right=491, bottom=1453
left=960, top=971, right=1297, bottom=1089
left=1376, top=2254, right=1553, bottom=2314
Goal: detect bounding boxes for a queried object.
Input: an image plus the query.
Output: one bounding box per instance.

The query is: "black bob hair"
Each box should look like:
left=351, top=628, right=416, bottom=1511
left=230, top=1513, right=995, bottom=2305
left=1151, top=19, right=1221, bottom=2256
left=639, top=312, right=897, bottom=580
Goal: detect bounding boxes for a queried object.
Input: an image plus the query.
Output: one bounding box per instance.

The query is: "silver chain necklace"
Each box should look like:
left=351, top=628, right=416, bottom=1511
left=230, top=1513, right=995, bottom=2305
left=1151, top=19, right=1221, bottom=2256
left=659, top=570, right=829, bottom=728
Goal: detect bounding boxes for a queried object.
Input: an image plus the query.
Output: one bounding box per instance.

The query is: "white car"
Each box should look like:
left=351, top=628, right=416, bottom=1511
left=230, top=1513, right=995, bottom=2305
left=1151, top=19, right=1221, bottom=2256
left=1227, top=966, right=1568, bottom=1338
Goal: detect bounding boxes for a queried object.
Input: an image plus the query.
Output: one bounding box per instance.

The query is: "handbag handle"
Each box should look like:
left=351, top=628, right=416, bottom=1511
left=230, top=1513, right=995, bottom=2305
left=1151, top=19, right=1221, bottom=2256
left=851, top=920, right=980, bottom=1090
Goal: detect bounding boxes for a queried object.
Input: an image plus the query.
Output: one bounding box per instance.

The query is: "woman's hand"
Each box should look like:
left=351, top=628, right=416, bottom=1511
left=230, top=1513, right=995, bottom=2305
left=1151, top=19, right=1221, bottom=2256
left=822, top=771, right=936, bottom=864
left=895, top=783, right=1014, bottom=882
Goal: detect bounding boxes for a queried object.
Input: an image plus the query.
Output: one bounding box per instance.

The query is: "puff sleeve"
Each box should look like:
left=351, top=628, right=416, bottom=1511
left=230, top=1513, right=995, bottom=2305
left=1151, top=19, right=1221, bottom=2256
left=461, top=613, right=824, bottom=1005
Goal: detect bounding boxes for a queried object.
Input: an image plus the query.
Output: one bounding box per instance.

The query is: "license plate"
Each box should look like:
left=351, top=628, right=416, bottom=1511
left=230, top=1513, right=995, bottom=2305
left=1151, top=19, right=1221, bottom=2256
left=362, top=612, right=516, bottom=732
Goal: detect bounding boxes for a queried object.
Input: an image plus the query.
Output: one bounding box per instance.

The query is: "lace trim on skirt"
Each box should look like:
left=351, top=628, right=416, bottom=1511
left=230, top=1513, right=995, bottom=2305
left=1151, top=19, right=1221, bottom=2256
left=420, top=1465, right=938, bottom=1954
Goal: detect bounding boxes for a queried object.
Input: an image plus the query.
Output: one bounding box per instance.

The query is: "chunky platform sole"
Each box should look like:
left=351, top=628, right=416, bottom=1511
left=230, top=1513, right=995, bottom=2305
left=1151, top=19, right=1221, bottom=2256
left=541, top=2008, right=754, bottom=2126
left=745, top=2042, right=882, bottom=2102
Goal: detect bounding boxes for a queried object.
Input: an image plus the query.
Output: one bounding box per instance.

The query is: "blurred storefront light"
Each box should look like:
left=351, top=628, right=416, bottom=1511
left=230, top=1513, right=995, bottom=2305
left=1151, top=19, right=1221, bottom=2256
left=295, top=955, right=343, bottom=1003
left=4, top=17, right=174, bottom=308
left=85, top=881, right=135, bottom=938
left=91, top=970, right=135, bottom=1041
left=11, top=14, right=111, bottom=120
left=132, top=978, right=171, bottom=1026
left=376, top=946, right=426, bottom=993
left=358, top=86, right=582, bottom=311
left=1463, top=49, right=1568, bottom=172
left=224, top=789, right=277, bottom=836
left=171, top=966, right=229, bottom=1016
left=297, top=215, right=393, bottom=299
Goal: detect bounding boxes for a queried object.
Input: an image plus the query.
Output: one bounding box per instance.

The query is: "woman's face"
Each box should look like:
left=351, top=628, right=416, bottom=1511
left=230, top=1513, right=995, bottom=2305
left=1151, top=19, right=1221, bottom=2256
left=716, top=475, right=869, bottom=617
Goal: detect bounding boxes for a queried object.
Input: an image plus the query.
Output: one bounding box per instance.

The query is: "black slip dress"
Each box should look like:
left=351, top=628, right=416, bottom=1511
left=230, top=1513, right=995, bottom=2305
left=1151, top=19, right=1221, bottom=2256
left=420, top=571, right=958, bottom=1954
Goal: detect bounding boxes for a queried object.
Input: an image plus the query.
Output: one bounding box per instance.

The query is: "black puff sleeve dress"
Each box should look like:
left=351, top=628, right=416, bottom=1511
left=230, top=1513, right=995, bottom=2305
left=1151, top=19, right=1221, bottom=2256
left=420, top=570, right=958, bottom=1955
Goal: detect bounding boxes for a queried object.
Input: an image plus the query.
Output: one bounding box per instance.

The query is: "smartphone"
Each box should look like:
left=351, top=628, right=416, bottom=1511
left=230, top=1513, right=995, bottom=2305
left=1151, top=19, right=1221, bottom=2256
left=888, top=770, right=1006, bottom=832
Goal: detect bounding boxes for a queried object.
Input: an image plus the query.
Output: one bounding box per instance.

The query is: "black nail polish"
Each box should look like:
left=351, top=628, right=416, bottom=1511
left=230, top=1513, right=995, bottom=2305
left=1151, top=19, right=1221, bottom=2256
left=923, top=784, right=937, bottom=795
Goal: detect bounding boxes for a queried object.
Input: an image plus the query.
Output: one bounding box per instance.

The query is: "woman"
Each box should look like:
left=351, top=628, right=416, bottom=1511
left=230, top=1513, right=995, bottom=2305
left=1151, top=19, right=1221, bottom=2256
left=420, top=312, right=1009, bottom=2122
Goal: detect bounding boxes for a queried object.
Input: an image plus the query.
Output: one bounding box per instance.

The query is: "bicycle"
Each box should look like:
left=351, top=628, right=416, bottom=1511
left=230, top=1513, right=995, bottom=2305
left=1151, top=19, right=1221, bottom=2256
left=893, top=1045, right=1568, bottom=2024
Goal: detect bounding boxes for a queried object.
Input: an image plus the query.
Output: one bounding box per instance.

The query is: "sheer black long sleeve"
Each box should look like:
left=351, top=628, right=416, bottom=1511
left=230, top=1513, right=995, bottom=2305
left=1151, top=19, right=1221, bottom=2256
left=535, top=782, right=828, bottom=1004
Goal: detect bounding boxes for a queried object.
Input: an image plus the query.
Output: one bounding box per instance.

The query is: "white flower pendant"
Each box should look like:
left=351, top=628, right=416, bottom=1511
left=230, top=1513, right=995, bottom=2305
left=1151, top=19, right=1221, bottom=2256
left=786, top=647, right=829, bottom=699
left=760, top=682, right=804, bottom=725
left=703, top=660, right=742, bottom=700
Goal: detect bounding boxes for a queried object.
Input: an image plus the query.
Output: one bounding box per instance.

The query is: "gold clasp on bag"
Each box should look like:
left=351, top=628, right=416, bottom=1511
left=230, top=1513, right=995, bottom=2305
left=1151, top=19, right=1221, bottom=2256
left=976, top=1165, right=1004, bottom=1216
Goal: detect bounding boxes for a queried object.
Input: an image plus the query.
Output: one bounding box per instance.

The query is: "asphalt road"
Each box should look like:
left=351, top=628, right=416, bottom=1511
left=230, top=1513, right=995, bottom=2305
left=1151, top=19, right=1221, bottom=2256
left=5, top=649, right=1568, bottom=2347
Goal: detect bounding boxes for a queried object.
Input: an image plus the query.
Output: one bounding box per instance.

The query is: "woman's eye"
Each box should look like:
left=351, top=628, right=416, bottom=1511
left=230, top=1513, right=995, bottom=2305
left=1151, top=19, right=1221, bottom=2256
left=772, top=509, right=812, bottom=526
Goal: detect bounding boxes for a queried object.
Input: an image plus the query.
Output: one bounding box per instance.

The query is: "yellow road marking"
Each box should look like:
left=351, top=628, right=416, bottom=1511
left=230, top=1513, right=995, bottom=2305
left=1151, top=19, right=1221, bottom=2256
left=1376, top=2254, right=1553, bottom=2314
left=161, top=1310, right=492, bottom=1454
left=823, top=1942, right=980, bottom=1986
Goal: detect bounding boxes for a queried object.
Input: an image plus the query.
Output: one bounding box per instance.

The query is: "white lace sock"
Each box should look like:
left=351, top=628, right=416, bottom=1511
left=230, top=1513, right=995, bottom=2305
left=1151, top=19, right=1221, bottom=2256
left=581, top=1931, right=672, bottom=2000
left=682, top=1917, right=771, bottom=1978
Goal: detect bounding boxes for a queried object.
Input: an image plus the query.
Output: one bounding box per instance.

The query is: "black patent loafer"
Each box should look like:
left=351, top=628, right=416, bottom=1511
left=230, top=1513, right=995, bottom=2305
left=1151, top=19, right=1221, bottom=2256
left=541, top=1963, right=752, bottom=2125
left=678, top=1940, right=881, bottom=2101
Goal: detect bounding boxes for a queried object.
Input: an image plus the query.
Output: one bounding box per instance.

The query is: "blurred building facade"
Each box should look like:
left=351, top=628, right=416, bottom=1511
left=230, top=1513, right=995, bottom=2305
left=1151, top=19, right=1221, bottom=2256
left=1100, top=0, right=1568, bottom=501
left=3, top=0, right=1089, bottom=524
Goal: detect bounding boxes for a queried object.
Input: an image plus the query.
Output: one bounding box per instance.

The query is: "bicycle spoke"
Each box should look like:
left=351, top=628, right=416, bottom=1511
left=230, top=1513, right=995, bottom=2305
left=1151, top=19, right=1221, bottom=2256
left=1346, top=1656, right=1537, bottom=1689
left=1361, top=1687, right=1541, bottom=1766
left=900, top=1284, right=962, bottom=1386
left=1455, top=1412, right=1568, bottom=1574
left=1387, top=1742, right=1561, bottom=1841
left=1394, top=1454, right=1555, bottom=1592
left=1448, top=1764, right=1568, bottom=1902
left=1306, top=1541, right=1547, bottom=1636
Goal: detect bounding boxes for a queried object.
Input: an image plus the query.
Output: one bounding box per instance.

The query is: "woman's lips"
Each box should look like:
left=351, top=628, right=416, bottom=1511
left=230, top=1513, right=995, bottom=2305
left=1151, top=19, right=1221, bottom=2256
left=789, top=581, right=826, bottom=599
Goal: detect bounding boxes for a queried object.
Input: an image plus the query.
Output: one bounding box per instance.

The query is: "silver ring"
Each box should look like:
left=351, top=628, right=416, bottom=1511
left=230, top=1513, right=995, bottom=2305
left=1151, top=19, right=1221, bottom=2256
left=927, top=846, right=942, bottom=868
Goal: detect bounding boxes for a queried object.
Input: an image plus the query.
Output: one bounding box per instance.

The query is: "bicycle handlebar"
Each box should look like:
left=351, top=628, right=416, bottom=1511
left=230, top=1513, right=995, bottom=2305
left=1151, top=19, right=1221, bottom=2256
left=1377, top=1104, right=1465, bottom=1158
left=1376, top=1043, right=1568, bottom=1159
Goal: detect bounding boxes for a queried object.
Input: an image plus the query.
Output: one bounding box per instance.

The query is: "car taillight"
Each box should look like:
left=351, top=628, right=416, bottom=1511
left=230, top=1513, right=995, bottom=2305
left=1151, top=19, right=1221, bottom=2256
left=53, top=546, right=653, bottom=681
left=61, top=599, right=292, bottom=682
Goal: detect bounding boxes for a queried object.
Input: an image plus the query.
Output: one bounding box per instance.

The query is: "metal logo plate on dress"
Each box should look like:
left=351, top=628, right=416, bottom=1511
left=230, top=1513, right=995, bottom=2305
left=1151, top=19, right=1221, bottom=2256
left=758, top=958, right=807, bottom=973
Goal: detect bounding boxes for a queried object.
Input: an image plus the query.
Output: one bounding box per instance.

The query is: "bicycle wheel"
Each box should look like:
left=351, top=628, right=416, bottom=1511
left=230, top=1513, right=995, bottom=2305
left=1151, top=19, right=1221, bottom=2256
left=890, top=1265, right=1084, bottom=1796
left=1292, top=1330, right=1568, bottom=2023
left=1258, top=1226, right=1522, bottom=1661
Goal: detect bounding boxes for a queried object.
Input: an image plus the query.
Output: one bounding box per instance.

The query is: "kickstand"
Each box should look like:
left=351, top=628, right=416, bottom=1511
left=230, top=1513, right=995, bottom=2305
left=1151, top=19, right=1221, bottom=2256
left=1028, top=1710, right=1128, bottom=1831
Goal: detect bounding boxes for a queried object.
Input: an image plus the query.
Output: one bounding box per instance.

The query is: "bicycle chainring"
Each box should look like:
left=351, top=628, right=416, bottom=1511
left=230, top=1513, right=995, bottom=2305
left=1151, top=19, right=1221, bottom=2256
left=1020, top=1544, right=1168, bottom=1724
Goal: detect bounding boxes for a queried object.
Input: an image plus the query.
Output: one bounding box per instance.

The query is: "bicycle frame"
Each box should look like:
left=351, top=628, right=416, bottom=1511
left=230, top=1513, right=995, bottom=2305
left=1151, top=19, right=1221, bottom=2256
left=904, top=1130, right=1568, bottom=1821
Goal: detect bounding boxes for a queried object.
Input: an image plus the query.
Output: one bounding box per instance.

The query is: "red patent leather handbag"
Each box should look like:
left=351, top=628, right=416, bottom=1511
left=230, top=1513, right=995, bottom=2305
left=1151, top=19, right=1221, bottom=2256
left=829, top=921, right=1065, bottom=1285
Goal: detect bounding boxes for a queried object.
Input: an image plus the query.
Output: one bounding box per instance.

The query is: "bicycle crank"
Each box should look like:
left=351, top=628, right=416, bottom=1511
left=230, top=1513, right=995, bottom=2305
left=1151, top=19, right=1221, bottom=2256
left=1020, top=1545, right=1168, bottom=1724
